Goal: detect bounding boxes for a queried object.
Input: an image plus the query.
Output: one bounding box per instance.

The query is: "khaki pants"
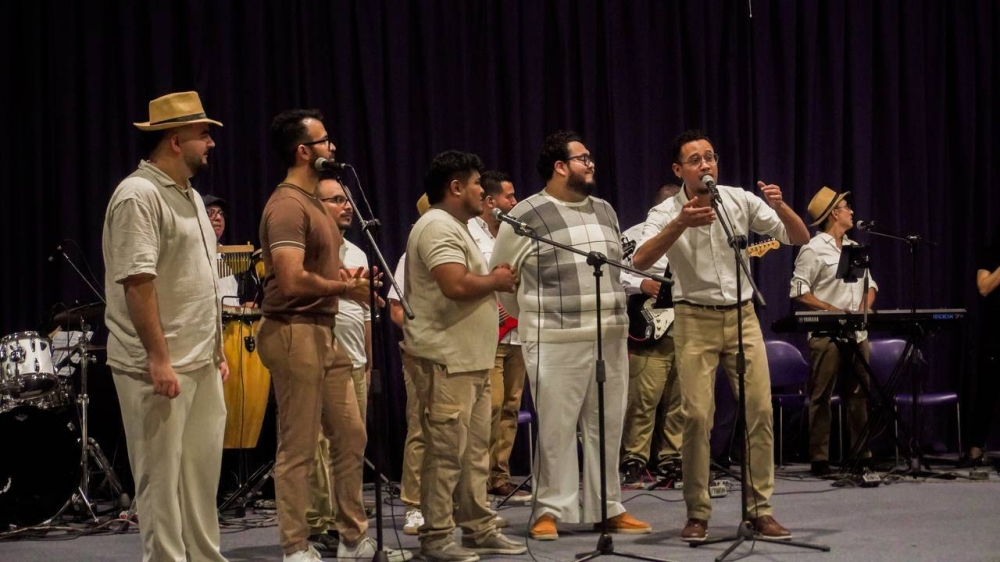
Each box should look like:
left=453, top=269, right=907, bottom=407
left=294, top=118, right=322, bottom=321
left=621, top=336, right=682, bottom=466
left=258, top=319, right=368, bottom=554
left=402, top=352, right=495, bottom=548
left=523, top=333, right=628, bottom=523
left=807, top=337, right=871, bottom=462
left=674, top=303, right=774, bottom=521
left=112, top=363, right=227, bottom=562
left=400, top=349, right=424, bottom=509
left=307, top=365, right=368, bottom=534
left=488, top=343, right=527, bottom=488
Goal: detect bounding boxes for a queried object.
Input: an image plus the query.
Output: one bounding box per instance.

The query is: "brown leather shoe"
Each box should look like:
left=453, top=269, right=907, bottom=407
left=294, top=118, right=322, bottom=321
left=594, top=512, right=652, bottom=534
left=530, top=514, right=558, bottom=541
left=751, top=515, right=792, bottom=539
left=680, top=518, right=708, bottom=542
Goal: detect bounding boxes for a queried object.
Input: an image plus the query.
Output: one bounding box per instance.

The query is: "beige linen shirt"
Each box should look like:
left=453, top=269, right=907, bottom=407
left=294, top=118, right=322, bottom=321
left=402, top=208, right=498, bottom=373
left=102, top=160, right=222, bottom=373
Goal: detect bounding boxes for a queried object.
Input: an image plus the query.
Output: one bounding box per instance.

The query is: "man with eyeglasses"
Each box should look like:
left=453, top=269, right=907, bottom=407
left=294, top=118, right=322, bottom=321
left=491, top=130, right=652, bottom=540
left=633, top=129, right=810, bottom=542
left=257, top=109, right=409, bottom=562
left=790, top=187, right=877, bottom=477
left=302, top=173, right=374, bottom=555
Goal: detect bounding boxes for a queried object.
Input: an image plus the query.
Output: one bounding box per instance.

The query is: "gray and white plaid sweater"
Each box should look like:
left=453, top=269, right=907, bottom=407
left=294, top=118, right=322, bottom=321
left=491, top=190, right=628, bottom=343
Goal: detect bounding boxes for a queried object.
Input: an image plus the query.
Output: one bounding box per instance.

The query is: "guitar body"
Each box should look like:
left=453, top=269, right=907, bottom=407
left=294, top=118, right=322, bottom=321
left=625, top=238, right=779, bottom=348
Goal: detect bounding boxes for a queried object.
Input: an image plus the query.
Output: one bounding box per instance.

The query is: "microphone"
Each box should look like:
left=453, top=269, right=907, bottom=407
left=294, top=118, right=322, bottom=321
left=701, top=174, right=720, bottom=200
left=491, top=208, right=532, bottom=232
left=856, top=220, right=876, bottom=231
left=314, top=157, right=351, bottom=172
left=48, top=241, right=67, bottom=262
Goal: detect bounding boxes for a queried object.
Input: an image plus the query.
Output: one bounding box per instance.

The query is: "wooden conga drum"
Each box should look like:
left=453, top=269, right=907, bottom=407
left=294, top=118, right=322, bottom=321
left=221, top=306, right=270, bottom=449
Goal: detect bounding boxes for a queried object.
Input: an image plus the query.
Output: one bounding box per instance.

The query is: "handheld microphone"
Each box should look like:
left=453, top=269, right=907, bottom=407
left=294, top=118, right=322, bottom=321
left=856, top=220, right=876, bottom=231
left=314, top=157, right=351, bottom=172
left=701, top=174, right=720, bottom=200
left=491, top=208, right=532, bottom=232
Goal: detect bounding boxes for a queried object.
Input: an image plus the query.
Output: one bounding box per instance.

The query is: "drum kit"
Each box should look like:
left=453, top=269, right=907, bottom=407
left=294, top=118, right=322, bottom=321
left=0, top=304, right=125, bottom=529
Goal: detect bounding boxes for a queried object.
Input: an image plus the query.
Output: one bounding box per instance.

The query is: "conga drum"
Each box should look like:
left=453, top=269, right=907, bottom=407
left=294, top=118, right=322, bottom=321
left=221, top=306, right=270, bottom=449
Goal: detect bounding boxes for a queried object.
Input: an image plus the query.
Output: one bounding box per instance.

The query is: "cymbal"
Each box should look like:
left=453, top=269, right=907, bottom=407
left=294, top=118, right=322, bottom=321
left=53, top=344, right=106, bottom=352
left=51, top=302, right=105, bottom=328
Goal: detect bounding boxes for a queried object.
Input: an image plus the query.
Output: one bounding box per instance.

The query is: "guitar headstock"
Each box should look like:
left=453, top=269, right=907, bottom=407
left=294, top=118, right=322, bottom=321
left=747, top=238, right=780, bottom=258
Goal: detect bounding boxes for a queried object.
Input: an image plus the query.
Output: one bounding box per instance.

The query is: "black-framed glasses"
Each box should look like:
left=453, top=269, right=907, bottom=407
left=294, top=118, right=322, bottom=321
left=566, top=154, right=595, bottom=167
left=207, top=208, right=225, bottom=218
left=681, top=152, right=720, bottom=167
left=321, top=195, right=349, bottom=205
left=302, top=136, right=333, bottom=147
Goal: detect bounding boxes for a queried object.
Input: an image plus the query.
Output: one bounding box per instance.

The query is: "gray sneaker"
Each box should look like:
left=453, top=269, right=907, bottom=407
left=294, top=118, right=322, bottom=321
left=419, top=540, right=480, bottom=562
left=461, top=531, right=528, bottom=555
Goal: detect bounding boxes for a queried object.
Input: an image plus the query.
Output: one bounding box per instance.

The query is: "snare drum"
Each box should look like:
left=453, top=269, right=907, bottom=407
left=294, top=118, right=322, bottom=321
left=0, top=404, right=81, bottom=527
left=0, top=332, right=57, bottom=397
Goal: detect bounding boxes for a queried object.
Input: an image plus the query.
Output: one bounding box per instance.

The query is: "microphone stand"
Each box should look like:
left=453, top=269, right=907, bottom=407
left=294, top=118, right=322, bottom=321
left=690, top=187, right=829, bottom=560
left=501, top=221, right=675, bottom=562
left=339, top=165, right=412, bottom=562
left=859, top=224, right=939, bottom=476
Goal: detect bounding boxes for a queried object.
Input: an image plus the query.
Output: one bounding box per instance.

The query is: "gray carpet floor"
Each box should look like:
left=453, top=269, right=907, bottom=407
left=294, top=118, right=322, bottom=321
left=2, top=464, right=999, bottom=562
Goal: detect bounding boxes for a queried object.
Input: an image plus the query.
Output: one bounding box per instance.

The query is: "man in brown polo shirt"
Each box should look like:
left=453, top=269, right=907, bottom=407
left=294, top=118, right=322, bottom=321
left=257, top=109, right=409, bottom=562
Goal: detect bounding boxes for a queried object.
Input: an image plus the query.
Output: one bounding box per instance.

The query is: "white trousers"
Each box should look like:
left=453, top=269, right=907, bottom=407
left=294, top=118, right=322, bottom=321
left=113, top=363, right=228, bottom=562
left=523, top=330, right=628, bottom=523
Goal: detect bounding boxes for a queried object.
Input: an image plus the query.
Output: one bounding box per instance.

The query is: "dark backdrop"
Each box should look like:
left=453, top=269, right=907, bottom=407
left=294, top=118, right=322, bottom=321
left=2, top=0, right=998, bottom=482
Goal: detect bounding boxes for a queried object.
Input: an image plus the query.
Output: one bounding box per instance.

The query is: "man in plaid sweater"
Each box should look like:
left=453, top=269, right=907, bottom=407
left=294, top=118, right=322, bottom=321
left=490, top=130, right=651, bottom=540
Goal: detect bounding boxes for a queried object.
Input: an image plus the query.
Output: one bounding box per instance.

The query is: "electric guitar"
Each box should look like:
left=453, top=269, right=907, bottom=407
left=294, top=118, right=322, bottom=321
left=626, top=238, right=781, bottom=347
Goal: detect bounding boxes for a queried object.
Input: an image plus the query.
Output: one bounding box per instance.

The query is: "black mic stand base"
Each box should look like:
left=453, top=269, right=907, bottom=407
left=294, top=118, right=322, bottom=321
left=693, top=521, right=830, bottom=561
left=576, top=533, right=682, bottom=562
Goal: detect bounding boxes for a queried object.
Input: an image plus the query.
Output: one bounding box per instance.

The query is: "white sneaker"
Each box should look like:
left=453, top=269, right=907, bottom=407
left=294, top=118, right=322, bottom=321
left=284, top=545, right=322, bottom=562
left=337, top=535, right=413, bottom=562
left=403, top=508, right=424, bottom=535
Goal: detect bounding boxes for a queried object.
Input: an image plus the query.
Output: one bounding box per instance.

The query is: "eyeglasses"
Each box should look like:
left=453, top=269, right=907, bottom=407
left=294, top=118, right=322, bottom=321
left=207, top=208, right=225, bottom=218
left=833, top=202, right=852, bottom=211
left=681, top=152, right=720, bottom=167
left=321, top=195, right=349, bottom=205
left=565, top=154, right=595, bottom=167
left=302, top=136, right=333, bottom=147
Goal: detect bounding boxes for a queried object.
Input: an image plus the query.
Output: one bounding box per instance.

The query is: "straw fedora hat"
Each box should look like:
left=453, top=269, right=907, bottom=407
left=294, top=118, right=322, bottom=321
left=416, top=193, right=431, bottom=216
left=133, top=91, right=223, bottom=131
left=806, top=186, right=850, bottom=227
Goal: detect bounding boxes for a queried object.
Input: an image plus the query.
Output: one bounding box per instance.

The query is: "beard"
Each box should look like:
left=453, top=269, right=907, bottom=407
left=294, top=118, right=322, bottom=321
left=184, top=151, right=209, bottom=174
left=567, top=170, right=596, bottom=196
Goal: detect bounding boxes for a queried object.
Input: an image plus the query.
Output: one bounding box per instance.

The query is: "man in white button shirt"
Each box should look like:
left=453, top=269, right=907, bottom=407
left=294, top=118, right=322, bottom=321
left=633, top=129, right=810, bottom=542
left=790, top=187, right=877, bottom=477
left=466, top=170, right=532, bottom=503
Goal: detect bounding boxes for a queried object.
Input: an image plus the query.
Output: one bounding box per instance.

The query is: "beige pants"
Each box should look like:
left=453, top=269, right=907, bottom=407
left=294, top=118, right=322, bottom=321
left=307, top=365, right=368, bottom=534
left=488, top=343, right=527, bottom=488
left=402, top=352, right=495, bottom=548
left=621, top=336, right=682, bottom=466
left=807, top=337, right=871, bottom=462
left=258, top=319, right=368, bottom=554
left=674, top=303, right=774, bottom=521
left=112, top=363, right=227, bottom=562
left=400, top=349, right=425, bottom=509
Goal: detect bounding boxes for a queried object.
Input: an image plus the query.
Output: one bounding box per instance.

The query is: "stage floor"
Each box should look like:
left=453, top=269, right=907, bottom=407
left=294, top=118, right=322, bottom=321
left=2, top=462, right=999, bottom=562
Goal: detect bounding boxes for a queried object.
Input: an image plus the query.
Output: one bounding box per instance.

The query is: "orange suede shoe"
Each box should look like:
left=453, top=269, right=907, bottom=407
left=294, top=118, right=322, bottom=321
left=594, top=512, right=652, bottom=534
left=529, top=514, right=558, bottom=541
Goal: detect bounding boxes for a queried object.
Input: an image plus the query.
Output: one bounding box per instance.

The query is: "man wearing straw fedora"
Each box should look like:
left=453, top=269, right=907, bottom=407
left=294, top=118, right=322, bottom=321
left=790, top=186, right=877, bottom=477
left=102, top=91, right=230, bottom=562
